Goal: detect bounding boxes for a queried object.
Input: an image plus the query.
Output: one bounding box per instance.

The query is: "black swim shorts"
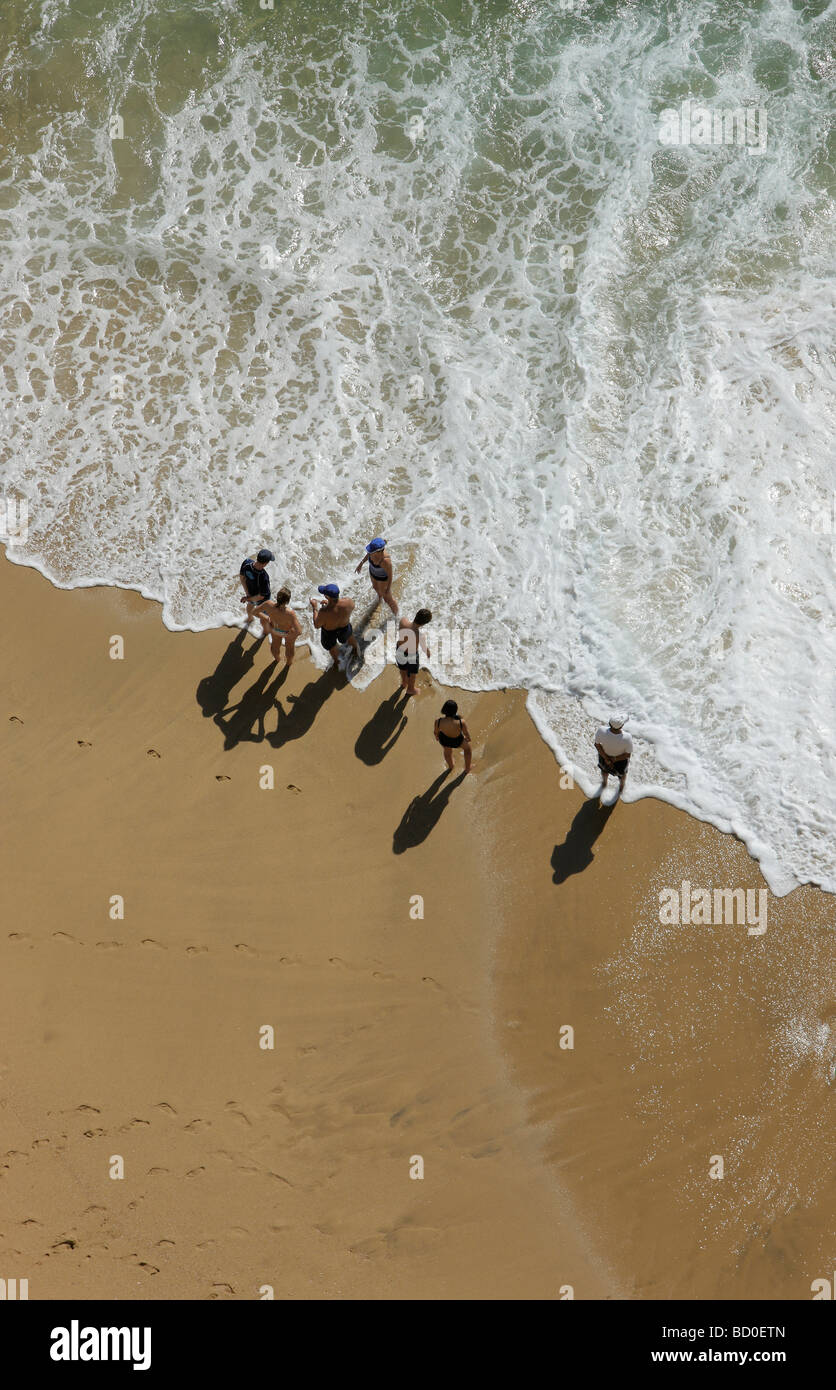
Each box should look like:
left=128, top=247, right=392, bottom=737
left=598, top=754, right=629, bottom=776
left=321, top=623, right=352, bottom=650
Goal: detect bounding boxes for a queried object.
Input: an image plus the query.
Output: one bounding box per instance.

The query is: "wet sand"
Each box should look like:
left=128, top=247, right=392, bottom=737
left=1, top=554, right=833, bottom=1299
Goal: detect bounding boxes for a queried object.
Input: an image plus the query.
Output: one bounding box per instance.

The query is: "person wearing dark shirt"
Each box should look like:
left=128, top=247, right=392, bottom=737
left=239, top=548, right=274, bottom=629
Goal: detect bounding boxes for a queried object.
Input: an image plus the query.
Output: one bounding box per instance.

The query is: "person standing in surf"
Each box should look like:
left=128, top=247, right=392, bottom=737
left=238, top=548, right=274, bottom=629
left=395, top=609, right=432, bottom=698
left=258, top=587, right=302, bottom=667
left=355, top=537, right=398, bottom=616
left=433, top=699, right=473, bottom=774
left=311, top=583, right=361, bottom=668
left=594, top=714, right=633, bottom=803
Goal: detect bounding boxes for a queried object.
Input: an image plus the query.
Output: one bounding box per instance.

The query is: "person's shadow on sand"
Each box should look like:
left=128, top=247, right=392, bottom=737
left=196, top=629, right=263, bottom=719
left=355, top=690, right=409, bottom=765
left=265, top=668, right=340, bottom=750
left=393, top=770, right=466, bottom=853
left=551, top=797, right=616, bottom=883
left=213, top=661, right=290, bottom=750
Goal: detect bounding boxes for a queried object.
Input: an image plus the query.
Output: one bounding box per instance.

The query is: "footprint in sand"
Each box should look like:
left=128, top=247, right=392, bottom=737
left=9, top=714, right=23, bottom=724
left=146, top=749, right=161, bottom=758
left=147, top=1167, right=169, bottom=1175
left=215, top=774, right=231, bottom=782
left=372, top=970, right=395, bottom=981
left=155, top=1103, right=177, bottom=1116
left=156, top=1239, right=176, bottom=1249
left=53, top=931, right=82, bottom=945
left=95, top=940, right=123, bottom=950
left=141, top=938, right=166, bottom=949
left=77, top=1105, right=100, bottom=1114
left=185, top=944, right=208, bottom=955
left=225, top=1103, right=252, bottom=1127
left=186, top=1166, right=205, bottom=1178
left=286, top=783, right=302, bottom=793
left=8, top=932, right=31, bottom=943
left=83, top=1128, right=105, bottom=1139
left=234, top=943, right=255, bottom=955
left=77, top=740, right=92, bottom=748
left=51, top=1238, right=77, bottom=1251
left=184, top=1118, right=211, bottom=1132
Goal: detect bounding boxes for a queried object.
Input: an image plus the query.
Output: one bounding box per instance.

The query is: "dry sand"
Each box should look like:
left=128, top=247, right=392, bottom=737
left=1, top=555, right=833, bottom=1299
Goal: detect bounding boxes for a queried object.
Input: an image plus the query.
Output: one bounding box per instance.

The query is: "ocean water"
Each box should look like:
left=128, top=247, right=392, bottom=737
left=1, top=0, right=834, bottom=895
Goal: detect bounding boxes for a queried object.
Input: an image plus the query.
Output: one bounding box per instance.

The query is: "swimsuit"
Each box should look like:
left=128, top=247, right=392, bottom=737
left=437, top=717, right=464, bottom=749
left=321, top=623, right=353, bottom=650
left=396, top=629, right=419, bottom=674
left=368, top=558, right=388, bottom=581
left=598, top=752, right=629, bottom=776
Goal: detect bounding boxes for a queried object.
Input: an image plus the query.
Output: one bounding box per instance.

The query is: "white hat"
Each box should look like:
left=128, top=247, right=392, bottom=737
left=608, top=714, right=626, bottom=731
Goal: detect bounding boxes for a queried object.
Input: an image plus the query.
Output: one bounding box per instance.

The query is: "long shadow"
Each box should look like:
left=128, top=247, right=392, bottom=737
left=196, top=629, right=263, bottom=719
left=265, top=667, right=340, bottom=750
left=355, top=690, right=409, bottom=765
left=393, top=771, right=466, bottom=854
left=551, top=797, right=616, bottom=883
left=213, top=662, right=289, bottom=750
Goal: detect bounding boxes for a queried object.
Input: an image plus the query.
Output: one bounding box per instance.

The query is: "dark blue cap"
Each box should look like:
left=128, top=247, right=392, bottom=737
left=257, top=548, right=274, bottom=563
left=318, top=583, right=340, bottom=597
left=365, top=538, right=386, bottom=553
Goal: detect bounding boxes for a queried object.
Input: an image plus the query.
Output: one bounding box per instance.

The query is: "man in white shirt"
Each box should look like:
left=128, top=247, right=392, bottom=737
left=594, top=714, right=633, bottom=803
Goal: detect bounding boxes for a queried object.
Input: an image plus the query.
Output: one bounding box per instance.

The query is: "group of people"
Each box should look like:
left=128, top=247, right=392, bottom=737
left=237, top=541, right=634, bottom=792
left=237, top=539, right=473, bottom=773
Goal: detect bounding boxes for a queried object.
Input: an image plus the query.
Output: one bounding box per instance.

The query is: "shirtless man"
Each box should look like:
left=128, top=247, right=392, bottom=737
left=395, top=608, right=432, bottom=697
left=258, top=587, right=303, bottom=666
left=355, top=537, right=398, bottom=616
left=310, top=584, right=360, bottom=667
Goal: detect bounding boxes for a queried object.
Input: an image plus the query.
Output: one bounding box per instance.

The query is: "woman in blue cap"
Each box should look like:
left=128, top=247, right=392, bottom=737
left=355, top=537, right=398, bottom=615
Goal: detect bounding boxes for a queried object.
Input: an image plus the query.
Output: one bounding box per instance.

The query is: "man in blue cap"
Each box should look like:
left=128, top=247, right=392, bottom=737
left=238, top=548, right=274, bottom=629
left=355, top=537, right=397, bottom=615
left=310, top=583, right=360, bottom=667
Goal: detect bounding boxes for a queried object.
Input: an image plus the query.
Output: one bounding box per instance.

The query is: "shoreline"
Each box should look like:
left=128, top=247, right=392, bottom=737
left=2, top=554, right=833, bottom=1299
left=3, top=548, right=819, bottom=901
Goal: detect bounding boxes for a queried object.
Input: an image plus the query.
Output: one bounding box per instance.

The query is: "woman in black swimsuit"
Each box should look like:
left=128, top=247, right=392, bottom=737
left=355, top=537, right=398, bottom=615
left=433, top=699, right=473, bottom=774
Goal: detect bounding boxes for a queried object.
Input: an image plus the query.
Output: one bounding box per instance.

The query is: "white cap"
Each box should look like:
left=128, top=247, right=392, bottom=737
left=608, top=713, right=626, bottom=731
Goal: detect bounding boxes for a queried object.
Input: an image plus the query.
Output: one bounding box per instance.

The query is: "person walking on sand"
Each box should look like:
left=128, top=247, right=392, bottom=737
left=355, top=537, right=398, bottom=616
left=239, top=548, right=274, bottom=629
left=310, top=583, right=360, bottom=667
left=434, top=699, right=473, bottom=774
left=258, top=587, right=302, bottom=666
left=594, top=714, right=633, bottom=803
left=395, top=609, right=432, bottom=698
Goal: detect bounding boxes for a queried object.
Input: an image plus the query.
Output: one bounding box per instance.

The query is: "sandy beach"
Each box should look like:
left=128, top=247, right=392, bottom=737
left=1, top=554, right=834, bottom=1300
